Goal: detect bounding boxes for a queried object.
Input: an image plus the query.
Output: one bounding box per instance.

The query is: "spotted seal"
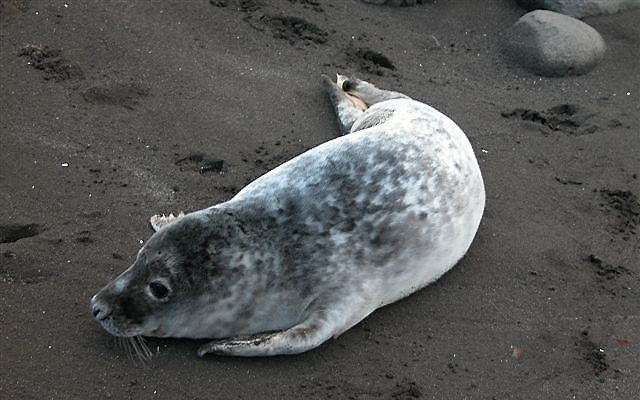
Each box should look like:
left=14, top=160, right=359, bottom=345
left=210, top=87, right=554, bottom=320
left=90, top=74, right=485, bottom=357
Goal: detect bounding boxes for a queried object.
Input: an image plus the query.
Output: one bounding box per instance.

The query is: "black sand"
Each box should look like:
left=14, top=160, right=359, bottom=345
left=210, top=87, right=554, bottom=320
left=1, top=1, right=638, bottom=398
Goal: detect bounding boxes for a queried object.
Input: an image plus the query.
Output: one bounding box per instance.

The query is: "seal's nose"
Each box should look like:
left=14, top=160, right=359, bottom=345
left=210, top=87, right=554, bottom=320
left=90, top=299, right=111, bottom=321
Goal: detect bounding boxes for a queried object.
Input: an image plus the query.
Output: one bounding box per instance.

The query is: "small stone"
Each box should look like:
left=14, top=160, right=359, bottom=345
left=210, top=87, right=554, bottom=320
left=501, top=10, right=606, bottom=76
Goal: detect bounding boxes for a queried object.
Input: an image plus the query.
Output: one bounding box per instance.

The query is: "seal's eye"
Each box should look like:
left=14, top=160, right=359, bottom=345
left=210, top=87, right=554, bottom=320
left=148, top=281, right=170, bottom=300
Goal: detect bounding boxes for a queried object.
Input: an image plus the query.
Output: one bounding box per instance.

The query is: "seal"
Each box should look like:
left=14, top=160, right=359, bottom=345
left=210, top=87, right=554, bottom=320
left=90, top=74, right=485, bottom=357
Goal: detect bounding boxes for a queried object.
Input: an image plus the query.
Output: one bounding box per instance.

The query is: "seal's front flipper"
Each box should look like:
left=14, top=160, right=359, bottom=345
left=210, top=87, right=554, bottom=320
left=149, top=212, right=185, bottom=232
left=322, top=74, right=365, bottom=135
left=197, top=309, right=336, bottom=357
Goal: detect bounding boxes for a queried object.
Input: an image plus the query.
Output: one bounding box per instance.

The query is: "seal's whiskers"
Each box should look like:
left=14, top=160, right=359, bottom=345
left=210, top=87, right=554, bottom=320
left=115, top=336, right=153, bottom=363
left=130, top=336, right=153, bottom=362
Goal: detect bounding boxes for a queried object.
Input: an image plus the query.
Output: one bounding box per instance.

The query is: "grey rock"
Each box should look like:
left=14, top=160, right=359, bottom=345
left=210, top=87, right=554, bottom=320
left=502, top=10, right=606, bottom=76
left=516, top=0, right=640, bottom=18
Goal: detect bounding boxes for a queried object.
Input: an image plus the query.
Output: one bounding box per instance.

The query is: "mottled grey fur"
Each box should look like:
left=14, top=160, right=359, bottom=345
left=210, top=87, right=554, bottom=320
left=90, top=75, right=485, bottom=357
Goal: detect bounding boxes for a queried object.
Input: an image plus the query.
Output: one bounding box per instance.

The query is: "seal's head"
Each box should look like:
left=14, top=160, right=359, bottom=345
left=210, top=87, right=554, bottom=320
left=90, top=211, right=244, bottom=339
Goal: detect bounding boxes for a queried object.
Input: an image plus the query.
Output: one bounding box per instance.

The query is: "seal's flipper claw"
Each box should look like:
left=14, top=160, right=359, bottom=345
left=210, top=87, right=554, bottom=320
left=197, top=308, right=338, bottom=357
left=149, top=211, right=186, bottom=232
left=320, top=73, right=332, bottom=83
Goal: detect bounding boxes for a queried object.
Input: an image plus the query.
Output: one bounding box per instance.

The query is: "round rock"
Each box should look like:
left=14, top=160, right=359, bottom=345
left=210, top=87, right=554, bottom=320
left=501, top=10, right=606, bottom=77
left=516, top=0, right=640, bottom=18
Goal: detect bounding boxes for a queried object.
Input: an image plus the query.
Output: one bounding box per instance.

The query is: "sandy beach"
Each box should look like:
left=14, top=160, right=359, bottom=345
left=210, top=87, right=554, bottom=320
left=1, top=1, right=638, bottom=398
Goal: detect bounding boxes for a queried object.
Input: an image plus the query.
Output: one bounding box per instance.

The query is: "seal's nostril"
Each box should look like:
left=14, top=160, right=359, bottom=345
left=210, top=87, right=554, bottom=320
left=91, top=300, right=110, bottom=320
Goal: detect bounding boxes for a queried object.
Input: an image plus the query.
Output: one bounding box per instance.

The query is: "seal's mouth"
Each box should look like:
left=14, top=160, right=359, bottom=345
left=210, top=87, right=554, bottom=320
left=91, top=304, right=155, bottom=361
left=90, top=297, right=148, bottom=337
left=94, top=316, right=144, bottom=337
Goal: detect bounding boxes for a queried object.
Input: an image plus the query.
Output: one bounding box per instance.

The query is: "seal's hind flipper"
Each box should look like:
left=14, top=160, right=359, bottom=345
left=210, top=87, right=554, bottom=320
left=149, top=212, right=185, bottom=232
left=322, top=74, right=365, bottom=135
left=197, top=308, right=339, bottom=357
left=340, top=76, right=410, bottom=106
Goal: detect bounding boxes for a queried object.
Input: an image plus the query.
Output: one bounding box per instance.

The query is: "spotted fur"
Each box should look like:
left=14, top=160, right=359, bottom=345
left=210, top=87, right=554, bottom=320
left=90, top=75, right=485, bottom=357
